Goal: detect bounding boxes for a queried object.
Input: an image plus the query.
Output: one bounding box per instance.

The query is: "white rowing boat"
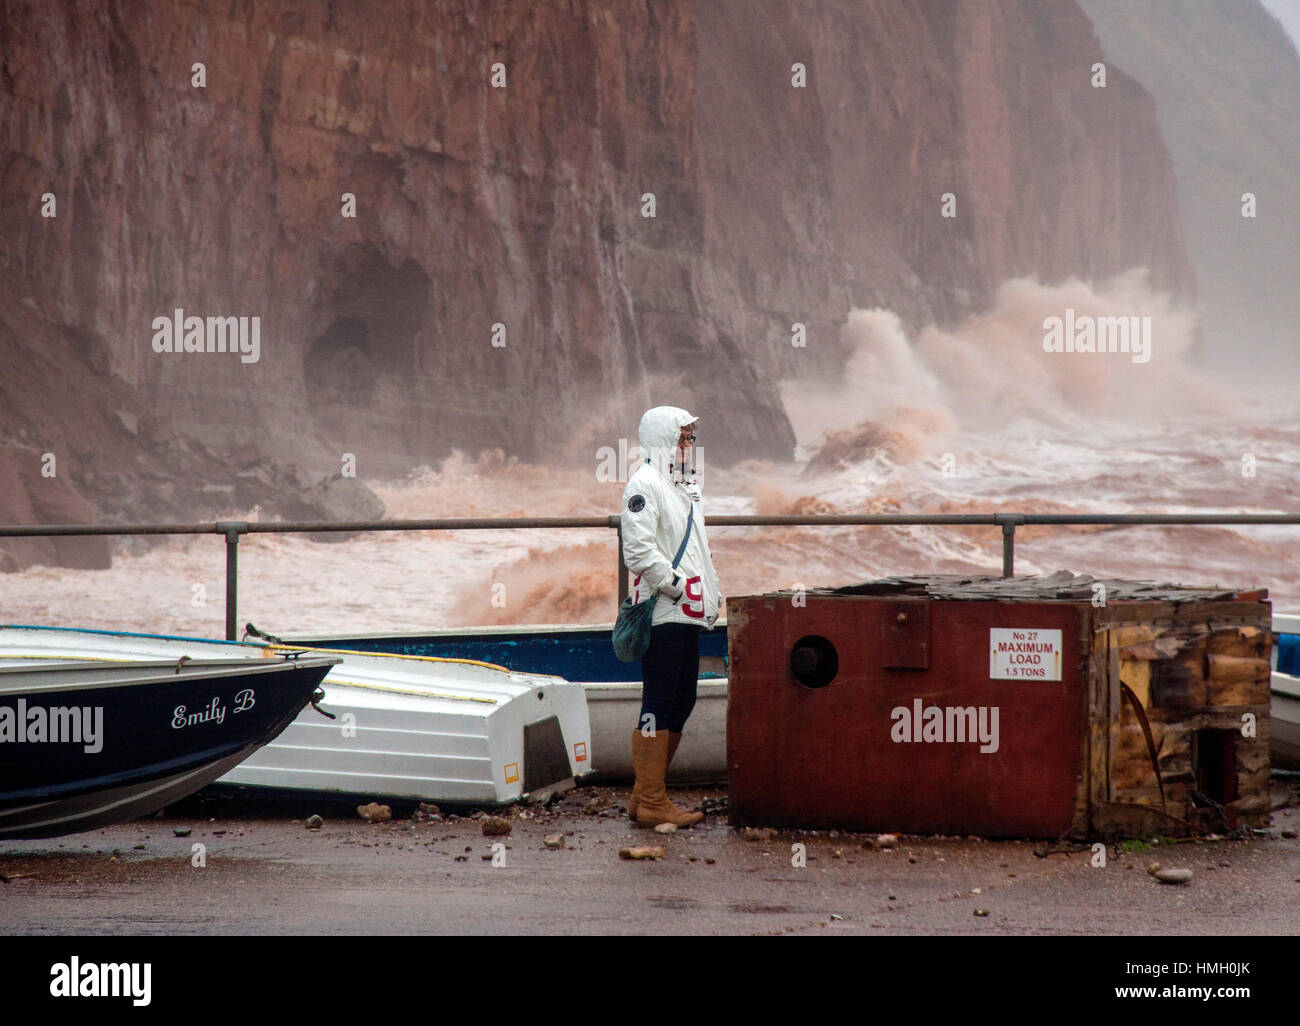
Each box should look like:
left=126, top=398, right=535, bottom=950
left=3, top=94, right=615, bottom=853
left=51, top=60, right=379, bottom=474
left=287, top=622, right=730, bottom=782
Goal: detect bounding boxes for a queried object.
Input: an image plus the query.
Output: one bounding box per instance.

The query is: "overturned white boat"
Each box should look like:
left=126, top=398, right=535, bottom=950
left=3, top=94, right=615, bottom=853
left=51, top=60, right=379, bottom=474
left=0, top=627, right=591, bottom=804
left=288, top=621, right=729, bottom=782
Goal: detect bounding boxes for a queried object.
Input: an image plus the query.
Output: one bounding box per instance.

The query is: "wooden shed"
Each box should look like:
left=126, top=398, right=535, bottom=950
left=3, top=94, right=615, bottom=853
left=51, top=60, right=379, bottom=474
left=726, top=572, right=1271, bottom=839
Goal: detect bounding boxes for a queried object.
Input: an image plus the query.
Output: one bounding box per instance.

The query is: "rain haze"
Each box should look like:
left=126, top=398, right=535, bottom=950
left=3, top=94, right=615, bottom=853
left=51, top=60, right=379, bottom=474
left=3, top=0, right=1300, bottom=963
left=2, top=1, right=1297, bottom=631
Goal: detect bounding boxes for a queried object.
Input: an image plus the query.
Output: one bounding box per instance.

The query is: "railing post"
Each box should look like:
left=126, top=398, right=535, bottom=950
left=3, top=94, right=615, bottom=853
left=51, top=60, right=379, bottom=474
left=612, top=515, right=628, bottom=609
left=994, top=513, right=1024, bottom=579
left=217, top=521, right=248, bottom=640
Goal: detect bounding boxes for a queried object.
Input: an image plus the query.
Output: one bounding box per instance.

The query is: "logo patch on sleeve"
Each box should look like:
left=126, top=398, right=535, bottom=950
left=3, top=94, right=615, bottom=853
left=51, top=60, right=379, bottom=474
left=627, top=494, right=646, bottom=513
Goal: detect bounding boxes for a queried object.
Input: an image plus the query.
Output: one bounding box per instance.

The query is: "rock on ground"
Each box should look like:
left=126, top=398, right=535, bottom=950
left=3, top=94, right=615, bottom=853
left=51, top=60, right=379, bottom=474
left=619, top=846, right=667, bottom=860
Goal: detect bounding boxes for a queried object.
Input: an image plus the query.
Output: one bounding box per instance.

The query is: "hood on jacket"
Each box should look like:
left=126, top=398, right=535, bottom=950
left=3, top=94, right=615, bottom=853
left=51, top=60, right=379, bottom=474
left=638, top=405, right=698, bottom=482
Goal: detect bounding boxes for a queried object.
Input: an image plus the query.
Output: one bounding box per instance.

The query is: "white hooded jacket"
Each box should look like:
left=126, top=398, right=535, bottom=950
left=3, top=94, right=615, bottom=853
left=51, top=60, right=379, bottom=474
left=620, top=406, right=722, bottom=629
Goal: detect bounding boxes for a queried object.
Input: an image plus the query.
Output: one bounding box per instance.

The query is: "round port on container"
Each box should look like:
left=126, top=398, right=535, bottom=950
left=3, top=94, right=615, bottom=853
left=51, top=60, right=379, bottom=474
left=790, top=635, right=838, bottom=688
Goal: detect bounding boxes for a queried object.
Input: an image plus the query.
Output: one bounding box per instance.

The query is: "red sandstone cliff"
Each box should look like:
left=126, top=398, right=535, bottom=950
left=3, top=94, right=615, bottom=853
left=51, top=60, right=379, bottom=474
left=0, top=0, right=1197, bottom=566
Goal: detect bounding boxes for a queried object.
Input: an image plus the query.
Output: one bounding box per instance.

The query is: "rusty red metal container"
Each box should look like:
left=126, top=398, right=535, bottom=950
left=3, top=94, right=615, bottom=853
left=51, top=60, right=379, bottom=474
left=726, top=574, right=1271, bottom=838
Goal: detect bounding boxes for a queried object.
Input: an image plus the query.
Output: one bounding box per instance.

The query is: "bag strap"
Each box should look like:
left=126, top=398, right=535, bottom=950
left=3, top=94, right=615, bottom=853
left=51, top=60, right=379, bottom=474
left=670, top=504, right=694, bottom=569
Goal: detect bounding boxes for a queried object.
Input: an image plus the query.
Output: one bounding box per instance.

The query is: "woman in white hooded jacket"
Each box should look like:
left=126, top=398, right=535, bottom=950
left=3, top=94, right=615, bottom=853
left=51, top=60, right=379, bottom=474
left=620, top=405, right=721, bottom=827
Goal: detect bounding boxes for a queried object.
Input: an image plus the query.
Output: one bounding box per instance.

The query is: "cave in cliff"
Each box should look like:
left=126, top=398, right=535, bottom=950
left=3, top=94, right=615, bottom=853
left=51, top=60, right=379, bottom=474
left=305, top=246, right=431, bottom=406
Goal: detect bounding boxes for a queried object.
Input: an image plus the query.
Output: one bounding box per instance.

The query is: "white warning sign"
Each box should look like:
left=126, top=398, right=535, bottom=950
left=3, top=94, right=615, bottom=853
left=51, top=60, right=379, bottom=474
left=989, top=628, right=1062, bottom=681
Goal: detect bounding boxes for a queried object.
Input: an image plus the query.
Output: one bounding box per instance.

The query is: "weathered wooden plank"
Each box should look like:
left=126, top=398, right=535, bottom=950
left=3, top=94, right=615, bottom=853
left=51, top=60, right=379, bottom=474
left=1237, top=743, right=1270, bottom=775
left=1118, top=659, right=1151, bottom=707
left=1107, top=634, right=1121, bottom=806
left=1087, top=626, right=1111, bottom=816
left=1233, top=794, right=1271, bottom=817
left=1149, top=641, right=1209, bottom=709
left=1207, top=625, right=1269, bottom=660
left=1207, top=654, right=1269, bottom=683
left=1207, top=654, right=1270, bottom=706
left=1170, top=600, right=1270, bottom=622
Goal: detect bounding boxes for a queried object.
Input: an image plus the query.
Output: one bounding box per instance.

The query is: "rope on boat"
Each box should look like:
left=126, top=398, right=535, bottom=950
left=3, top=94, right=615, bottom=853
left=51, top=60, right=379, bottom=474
left=242, top=622, right=285, bottom=645
left=316, top=677, right=501, bottom=705
left=309, top=687, right=337, bottom=719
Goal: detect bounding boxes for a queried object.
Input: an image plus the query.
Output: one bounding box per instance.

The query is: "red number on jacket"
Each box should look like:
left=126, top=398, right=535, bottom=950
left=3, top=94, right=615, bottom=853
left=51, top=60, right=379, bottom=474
left=681, top=576, right=705, bottom=618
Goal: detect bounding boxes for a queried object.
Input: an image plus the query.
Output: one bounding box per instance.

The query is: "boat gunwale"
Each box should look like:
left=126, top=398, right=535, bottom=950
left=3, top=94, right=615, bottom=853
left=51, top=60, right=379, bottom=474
left=0, top=655, right=334, bottom=672
left=0, top=655, right=340, bottom=694
left=282, top=620, right=728, bottom=644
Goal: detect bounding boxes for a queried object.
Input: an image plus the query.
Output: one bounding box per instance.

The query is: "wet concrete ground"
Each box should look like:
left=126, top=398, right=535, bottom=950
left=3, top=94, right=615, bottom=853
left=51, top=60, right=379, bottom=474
left=3, top=786, right=1299, bottom=935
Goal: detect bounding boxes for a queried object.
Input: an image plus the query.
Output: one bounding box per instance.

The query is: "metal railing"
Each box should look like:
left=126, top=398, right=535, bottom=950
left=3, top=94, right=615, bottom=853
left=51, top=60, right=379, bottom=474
left=3, top=511, right=1298, bottom=640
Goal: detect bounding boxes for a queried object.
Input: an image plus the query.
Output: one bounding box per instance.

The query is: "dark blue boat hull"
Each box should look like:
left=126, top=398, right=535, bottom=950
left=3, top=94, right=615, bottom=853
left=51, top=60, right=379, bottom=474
left=0, top=659, right=333, bottom=838
left=299, top=625, right=730, bottom=682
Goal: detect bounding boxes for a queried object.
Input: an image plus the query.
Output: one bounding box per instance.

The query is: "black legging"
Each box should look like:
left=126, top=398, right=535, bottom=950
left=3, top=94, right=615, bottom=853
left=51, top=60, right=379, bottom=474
left=639, top=622, right=702, bottom=734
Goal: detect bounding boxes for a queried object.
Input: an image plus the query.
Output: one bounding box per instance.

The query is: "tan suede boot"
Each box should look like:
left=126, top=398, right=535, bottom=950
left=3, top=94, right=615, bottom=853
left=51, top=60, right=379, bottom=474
left=667, top=730, right=683, bottom=768
left=629, top=730, right=684, bottom=821
left=632, top=731, right=703, bottom=828
left=628, top=729, right=645, bottom=821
